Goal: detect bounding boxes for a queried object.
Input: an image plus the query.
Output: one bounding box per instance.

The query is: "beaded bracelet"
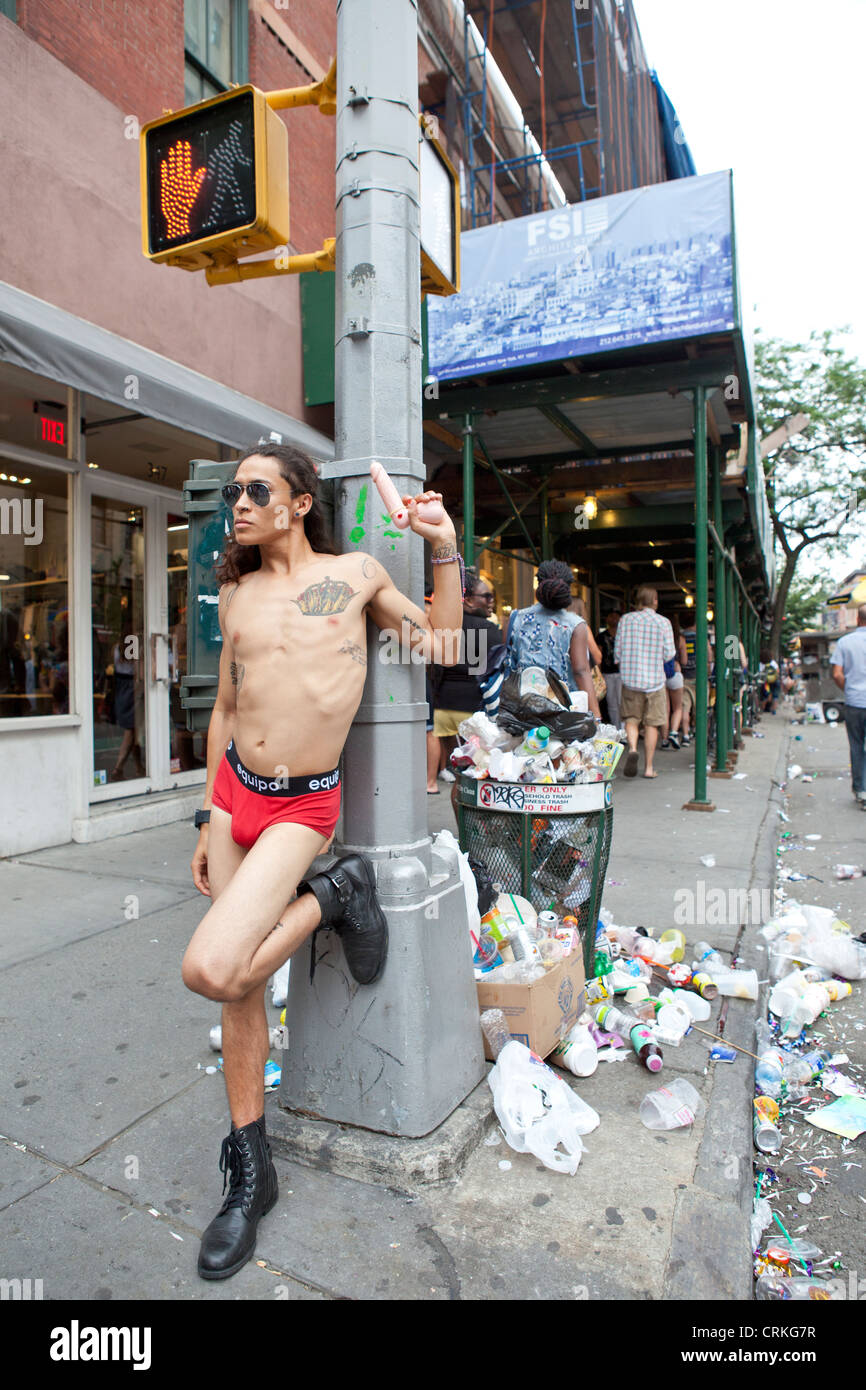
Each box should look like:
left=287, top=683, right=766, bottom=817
left=431, top=549, right=465, bottom=599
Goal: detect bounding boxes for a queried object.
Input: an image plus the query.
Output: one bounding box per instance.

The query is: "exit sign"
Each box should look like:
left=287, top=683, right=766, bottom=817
left=38, top=415, right=65, bottom=447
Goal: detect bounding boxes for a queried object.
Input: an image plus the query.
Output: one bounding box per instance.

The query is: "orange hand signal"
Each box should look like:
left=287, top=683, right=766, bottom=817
left=160, top=140, right=207, bottom=240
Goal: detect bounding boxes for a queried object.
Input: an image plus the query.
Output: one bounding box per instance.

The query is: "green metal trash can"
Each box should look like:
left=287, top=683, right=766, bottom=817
left=456, top=775, right=614, bottom=978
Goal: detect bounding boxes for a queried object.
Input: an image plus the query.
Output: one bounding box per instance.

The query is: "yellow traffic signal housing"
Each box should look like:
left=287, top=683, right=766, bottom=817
left=419, top=120, right=461, bottom=297
left=141, top=85, right=289, bottom=272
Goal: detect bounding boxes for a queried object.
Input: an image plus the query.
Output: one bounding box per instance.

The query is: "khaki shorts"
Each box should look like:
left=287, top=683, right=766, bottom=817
left=433, top=708, right=475, bottom=738
left=620, top=684, right=668, bottom=727
left=682, top=681, right=696, bottom=715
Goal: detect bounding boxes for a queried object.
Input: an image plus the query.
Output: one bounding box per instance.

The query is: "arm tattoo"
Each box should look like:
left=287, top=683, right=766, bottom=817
left=339, top=639, right=367, bottom=666
left=402, top=612, right=426, bottom=637
left=224, top=584, right=239, bottom=612
left=431, top=541, right=457, bottom=562
left=361, top=557, right=378, bottom=580
left=230, top=661, right=245, bottom=692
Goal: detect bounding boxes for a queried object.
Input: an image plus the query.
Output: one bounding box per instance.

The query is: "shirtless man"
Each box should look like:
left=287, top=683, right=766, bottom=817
left=182, top=441, right=462, bottom=1280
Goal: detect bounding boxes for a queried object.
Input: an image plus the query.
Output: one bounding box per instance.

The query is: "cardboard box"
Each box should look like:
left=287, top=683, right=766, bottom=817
left=476, top=950, right=587, bottom=1061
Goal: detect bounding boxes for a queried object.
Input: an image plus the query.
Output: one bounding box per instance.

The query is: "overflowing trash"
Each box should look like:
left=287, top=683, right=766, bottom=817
left=477, top=907, right=766, bottom=1172
left=750, top=898, right=865, bottom=1299
left=447, top=671, right=624, bottom=786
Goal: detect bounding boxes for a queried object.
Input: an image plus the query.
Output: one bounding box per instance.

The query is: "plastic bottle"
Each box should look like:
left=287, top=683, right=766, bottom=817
left=608, top=925, right=641, bottom=955
left=519, top=726, right=550, bottom=754
left=630, top=1023, right=663, bottom=1072
left=634, top=936, right=677, bottom=967
left=480, top=1008, right=511, bottom=1059
left=551, top=1021, right=598, bottom=1077
left=661, top=987, right=711, bottom=1022
left=755, top=1048, right=786, bottom=1099
left=591, top=1001, right=638, bottom=1036
left=692, top=941, right=725, bottom=969
left=798, top=1048, right=833, bottom=1080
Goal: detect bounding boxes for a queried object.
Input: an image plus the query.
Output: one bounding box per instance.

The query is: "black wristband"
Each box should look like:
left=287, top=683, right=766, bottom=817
left=194, top=810, right=211, bottom=828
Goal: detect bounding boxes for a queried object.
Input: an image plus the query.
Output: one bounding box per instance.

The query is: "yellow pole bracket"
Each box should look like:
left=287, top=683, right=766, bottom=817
left=265, top=56, right=337, bottom=115
left=205, top=238, right=336, bottom=286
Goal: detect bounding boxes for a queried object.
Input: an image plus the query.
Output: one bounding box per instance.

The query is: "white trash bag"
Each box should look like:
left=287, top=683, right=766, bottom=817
left=487, top=1040, right=599, bottom=1175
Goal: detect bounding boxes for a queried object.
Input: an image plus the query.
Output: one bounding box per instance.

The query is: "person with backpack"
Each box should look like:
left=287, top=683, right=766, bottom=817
left=505, top=559, right=600, bottom=717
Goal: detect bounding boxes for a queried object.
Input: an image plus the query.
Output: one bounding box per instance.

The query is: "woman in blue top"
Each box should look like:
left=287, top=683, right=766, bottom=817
left=507, top=559, right=600, bottom=718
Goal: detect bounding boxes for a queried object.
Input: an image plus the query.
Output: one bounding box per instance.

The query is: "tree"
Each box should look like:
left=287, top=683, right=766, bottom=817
left=754, top=328, right=866, bottom=657
left=778, top=567, right=832, bottom=653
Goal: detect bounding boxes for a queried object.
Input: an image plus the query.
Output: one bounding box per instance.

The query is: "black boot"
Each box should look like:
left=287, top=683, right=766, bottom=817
left=298, top=853, right=388, bottom=986
left=197, top=1115, right=278, bottom=1281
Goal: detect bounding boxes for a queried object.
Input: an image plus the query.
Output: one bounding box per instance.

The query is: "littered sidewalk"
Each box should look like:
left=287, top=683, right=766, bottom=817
left=1, top=718, right=790, bottom=1302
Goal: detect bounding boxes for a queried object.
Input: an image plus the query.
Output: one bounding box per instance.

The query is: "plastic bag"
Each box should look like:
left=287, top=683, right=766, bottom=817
left=487, top=1039, right=600, bottom=1175
left=496, top=673, right=598, bottom=743
left=432, top=829, right=481, bottom=947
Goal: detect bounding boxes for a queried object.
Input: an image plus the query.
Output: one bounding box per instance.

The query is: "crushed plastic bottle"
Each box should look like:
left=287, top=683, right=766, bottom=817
left=755, top=1273, right=843, bottom=1301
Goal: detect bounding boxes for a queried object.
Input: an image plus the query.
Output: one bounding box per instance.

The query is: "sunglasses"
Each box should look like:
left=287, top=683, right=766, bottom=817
left=221, top=481, right=293, bottom=508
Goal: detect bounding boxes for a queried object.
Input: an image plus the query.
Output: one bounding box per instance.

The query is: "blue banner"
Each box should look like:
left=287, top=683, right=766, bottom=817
left=428, top=170, right=734, bottom=382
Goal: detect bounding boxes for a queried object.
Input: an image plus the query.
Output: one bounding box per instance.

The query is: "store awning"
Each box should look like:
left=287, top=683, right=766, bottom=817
left=0, top=280, right=334, bottom=462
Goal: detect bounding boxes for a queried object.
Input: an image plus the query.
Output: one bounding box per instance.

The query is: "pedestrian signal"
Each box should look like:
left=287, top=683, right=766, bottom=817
left=141, top=86, right=289, bottom=271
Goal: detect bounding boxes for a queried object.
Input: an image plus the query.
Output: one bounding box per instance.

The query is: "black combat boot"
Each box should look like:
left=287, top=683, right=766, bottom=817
left=197, top=1114, right=278, bottom=1280
left=298, top=853, right=389, bottom=986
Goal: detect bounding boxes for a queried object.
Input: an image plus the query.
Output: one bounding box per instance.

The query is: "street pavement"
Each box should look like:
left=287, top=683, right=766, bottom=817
left=3, top=705, right=859, bottom=1304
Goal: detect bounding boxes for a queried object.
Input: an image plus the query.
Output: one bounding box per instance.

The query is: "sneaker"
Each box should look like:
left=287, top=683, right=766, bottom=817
left=438, top=768, right=456, bottom=782
left=659, top=739, right=672, bottom=750
left=668, top=731, right=682, bottom=749
left=681, top=733, right=691, bottom=745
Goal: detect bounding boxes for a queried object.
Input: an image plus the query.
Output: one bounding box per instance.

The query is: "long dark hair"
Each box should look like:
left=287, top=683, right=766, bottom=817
left=215, top=442, right=337, bottom=585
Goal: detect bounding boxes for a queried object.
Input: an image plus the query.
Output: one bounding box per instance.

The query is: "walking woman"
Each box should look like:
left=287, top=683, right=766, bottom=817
left=660, top=613, right=687, bottom=750
left=507, top=559, right=600, bottom=718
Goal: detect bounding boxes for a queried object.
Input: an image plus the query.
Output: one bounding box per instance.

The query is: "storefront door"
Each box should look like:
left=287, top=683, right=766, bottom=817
left=87, top=478, right=205, bottom=802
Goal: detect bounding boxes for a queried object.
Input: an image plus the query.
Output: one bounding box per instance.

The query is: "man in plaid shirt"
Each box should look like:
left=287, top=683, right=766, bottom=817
left=614, top=586, right=675, bottom=779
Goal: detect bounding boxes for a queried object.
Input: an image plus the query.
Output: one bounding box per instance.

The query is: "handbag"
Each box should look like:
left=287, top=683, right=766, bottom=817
left=591, top=665, right=607, bottom=701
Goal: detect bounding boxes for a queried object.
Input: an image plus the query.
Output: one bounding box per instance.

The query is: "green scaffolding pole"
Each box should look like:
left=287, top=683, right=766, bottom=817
left=711, top=445, right=729, bottom=775
left=462, top=413, right=475, bottom=568
left=687, top=385, right=713, bottom=810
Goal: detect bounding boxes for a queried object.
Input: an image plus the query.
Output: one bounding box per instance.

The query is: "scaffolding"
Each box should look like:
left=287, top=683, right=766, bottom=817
left=416, top=0, right=669, bottom=229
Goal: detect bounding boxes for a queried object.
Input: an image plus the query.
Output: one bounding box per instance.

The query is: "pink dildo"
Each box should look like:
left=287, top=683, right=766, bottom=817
left=369, top=461, right=444, bottom=528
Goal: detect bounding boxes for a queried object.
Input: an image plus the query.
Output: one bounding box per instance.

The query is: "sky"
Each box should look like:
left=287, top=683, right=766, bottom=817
left=632, top=0, right=866, bottom=365
left=631, top=0, right=866, bottom=585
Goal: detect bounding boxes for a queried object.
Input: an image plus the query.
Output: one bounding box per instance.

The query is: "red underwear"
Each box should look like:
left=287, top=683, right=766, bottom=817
left=211, top=740, right=341, bottom=850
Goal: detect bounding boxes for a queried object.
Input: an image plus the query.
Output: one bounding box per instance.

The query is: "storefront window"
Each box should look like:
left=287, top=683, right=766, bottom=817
left=91, top=498, right=147, bottom=784
left=476, top=545, right=535, bottom=633
left=0, top=462, right=70, bottom=719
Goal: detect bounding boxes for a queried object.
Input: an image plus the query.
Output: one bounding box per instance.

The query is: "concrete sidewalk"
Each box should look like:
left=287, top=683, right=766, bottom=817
left=1, top=717, right=789, bottom=1301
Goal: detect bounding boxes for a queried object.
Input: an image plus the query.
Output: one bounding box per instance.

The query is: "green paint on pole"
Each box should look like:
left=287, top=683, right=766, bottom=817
left=349, top=484, right=368, bottom=545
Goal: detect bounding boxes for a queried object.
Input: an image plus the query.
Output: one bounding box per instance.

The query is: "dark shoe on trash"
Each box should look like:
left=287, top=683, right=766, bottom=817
left=623, top=750, right=639, bottom=778
left=198, top=1115, right=278, bottom=1281
left=299, top=853, right=389, bottom=985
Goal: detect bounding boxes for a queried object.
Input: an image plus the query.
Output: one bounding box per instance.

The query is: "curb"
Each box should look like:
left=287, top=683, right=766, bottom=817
left=664, top=721, right=789, bottom=1300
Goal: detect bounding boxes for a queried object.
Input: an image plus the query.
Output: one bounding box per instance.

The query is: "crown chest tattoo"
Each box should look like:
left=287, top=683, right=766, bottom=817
left=291, top=576, right=358, bottom=616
